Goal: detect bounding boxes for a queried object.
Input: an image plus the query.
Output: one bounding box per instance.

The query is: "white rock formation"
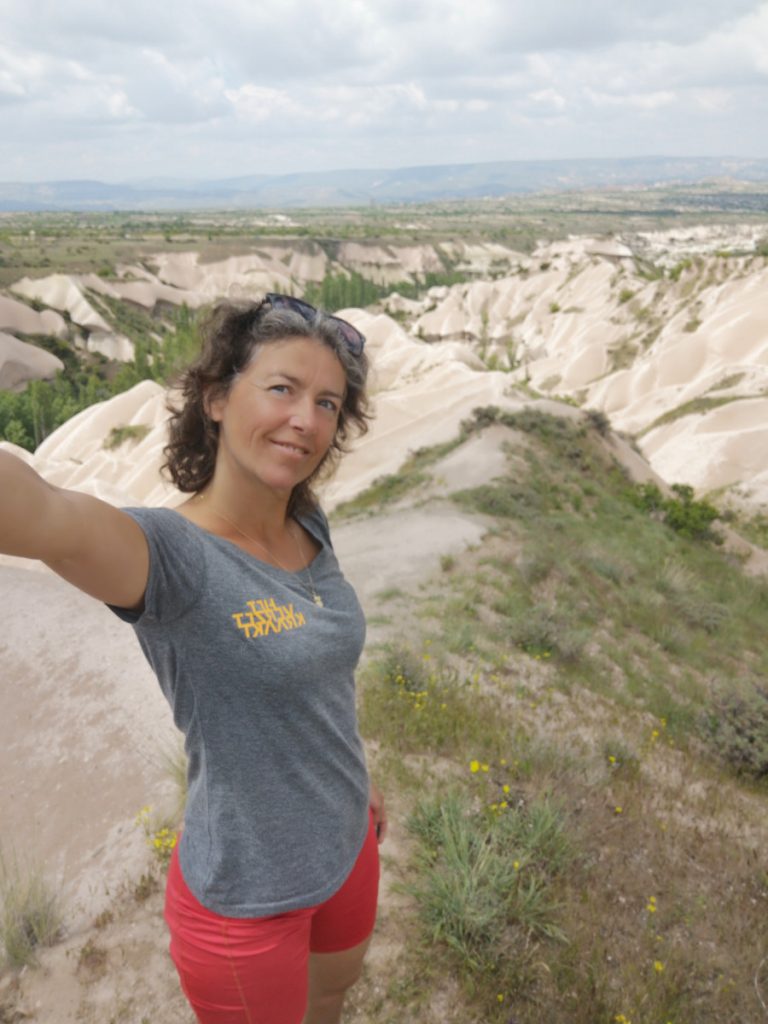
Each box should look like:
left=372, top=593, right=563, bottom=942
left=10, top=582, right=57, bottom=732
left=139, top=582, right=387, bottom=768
left=2, top=230, right=767, bottom=510
left=0, top=294, right=67, bottom=336
left=0, top=314, right=522, bottom=514
left=12, top=274, right=113, bottom=332
left=0, top=332, right=64, bottom=390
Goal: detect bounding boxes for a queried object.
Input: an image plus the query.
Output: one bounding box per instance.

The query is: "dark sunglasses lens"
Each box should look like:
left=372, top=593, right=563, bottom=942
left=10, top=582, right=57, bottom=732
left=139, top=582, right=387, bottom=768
left=266, top=293, right=315, bottom=321
left=264, top=293, right=364, bottom=355
left=330, top=317, right=365, bottom=355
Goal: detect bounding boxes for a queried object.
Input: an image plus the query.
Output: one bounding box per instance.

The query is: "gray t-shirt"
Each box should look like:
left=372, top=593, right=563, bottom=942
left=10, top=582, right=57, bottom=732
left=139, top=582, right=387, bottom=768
left=112, top=506, right=369, bottom=917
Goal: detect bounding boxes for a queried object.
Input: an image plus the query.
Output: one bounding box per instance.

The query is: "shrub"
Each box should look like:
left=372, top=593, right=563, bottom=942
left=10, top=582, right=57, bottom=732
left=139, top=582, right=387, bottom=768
left=633, top=482, right=720, bottom=542
left=502, top=603, right=587, bottom=663
left=704, top=686, right=768, bottom=777
left=585, top=408, right=611, bottom=437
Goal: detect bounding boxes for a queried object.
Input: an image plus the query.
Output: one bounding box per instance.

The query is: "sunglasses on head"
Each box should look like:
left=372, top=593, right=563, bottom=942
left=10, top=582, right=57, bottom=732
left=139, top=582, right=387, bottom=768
left=262, top=293, right=366, bottom=357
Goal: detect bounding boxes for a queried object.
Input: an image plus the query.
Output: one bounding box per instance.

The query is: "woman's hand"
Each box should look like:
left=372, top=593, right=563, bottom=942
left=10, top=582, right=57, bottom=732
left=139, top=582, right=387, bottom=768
left=369, top=782, right=388, bottom=844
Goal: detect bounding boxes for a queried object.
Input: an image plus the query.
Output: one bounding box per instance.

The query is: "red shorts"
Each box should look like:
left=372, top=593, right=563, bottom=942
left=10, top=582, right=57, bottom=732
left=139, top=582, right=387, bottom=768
left=163, top=811, right=379, bottom=1024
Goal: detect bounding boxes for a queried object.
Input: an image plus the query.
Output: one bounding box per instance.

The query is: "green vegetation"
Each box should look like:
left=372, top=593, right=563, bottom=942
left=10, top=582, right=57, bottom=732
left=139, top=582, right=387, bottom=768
left=668, top=257, right=693, bottom=282
left=4, top=202, right=768, bottom=1019
left=405, top=789, right=569, bottom=990
left=135, top=806, right=178, bottom=871
left=639, top=393, right=743, bottom=435
left=734, top=509, right=768, bottom=549
left=0, top=848, right=62, bottom=968
left=356, top=407, right=768, bottom=1022
left=705, top=686, right=768, bottom=778
left=0, top=304, right=200, bottom=451
left=304, top=267, right=471, bottom=313
left=632, top=481, right=720, bottom=542
left=103, top=423, right=151, bottom=450
left=332, top=438, right=463, bottom=518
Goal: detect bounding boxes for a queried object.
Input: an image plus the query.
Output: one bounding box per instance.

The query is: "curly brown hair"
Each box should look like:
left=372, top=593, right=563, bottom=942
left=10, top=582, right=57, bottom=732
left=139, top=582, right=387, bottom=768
left=162, top=299, right=371, bottom=515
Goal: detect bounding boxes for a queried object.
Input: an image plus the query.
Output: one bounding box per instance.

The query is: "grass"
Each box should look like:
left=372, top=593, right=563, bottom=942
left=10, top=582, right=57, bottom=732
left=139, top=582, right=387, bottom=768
left=103, top=423, right=151, bottom=450
left=0, top=848, right=62, bottom=969
left=356, top=408, right=768, bottom=1023
left=332, top=438, right=463, bottom=518
left=639, top=393, right=746, bottom=435
left=404, top=790, right=569, bottom=973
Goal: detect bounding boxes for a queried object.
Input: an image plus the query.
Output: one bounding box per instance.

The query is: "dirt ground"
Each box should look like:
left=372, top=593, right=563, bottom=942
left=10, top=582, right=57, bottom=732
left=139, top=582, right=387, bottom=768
left=0, top=431, right=506, bottom=1023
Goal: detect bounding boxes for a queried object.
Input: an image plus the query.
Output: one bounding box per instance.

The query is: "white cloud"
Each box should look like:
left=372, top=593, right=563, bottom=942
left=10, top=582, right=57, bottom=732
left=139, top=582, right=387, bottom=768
left=106, top=90, right=139, bottom=120
left=0, top=0, right=766, bottom=179
left=224, top=85, right=302, bottom=122
left=585, top=88, right=677, bottom=111
left=529, top=89, right=567, bottom=112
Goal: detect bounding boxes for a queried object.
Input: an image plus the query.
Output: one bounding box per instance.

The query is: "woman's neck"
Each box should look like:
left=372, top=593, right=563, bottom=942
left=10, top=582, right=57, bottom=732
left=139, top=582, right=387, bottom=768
left=182, top=475, right=293, bottom=541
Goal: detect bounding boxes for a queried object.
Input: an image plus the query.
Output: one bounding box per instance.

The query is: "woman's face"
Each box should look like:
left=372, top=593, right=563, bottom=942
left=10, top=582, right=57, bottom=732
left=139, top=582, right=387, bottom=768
left=207, top=336, right=347, bottom=497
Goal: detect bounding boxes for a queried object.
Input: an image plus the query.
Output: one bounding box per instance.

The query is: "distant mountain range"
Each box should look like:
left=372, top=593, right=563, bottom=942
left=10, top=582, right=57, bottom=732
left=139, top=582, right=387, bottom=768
left=2, top=157, right=768, bottom=211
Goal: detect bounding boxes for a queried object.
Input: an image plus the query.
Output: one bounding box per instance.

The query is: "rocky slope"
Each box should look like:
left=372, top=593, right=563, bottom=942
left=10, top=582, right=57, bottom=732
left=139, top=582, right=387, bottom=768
left=1, top=228, right=766, bottom=511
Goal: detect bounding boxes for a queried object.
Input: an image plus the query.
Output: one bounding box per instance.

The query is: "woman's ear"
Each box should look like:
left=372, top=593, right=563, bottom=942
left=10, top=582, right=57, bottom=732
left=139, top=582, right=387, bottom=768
left=203, top=386, right=226, bottom=424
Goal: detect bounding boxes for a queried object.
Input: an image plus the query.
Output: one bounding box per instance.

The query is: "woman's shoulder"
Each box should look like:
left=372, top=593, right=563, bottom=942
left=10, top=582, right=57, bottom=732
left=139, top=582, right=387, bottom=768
left=299, top=502, right=333, bottom=549
left=124, top=506, right=201, bottom=541
left=117, top=507, right=208, bottom=624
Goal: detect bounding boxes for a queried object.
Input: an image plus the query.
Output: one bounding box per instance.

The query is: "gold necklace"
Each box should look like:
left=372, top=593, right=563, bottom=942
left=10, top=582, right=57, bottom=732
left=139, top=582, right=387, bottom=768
left=204, top=505, right=324, bottom=608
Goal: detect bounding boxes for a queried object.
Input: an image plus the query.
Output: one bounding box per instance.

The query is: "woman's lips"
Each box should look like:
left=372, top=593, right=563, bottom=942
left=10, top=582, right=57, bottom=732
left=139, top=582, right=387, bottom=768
left=271, top=439, right=310, bottom=456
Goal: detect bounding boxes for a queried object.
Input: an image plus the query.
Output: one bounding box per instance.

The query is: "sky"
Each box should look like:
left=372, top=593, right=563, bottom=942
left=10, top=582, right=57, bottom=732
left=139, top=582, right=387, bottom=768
left=1, top=0, right=767, bottom=183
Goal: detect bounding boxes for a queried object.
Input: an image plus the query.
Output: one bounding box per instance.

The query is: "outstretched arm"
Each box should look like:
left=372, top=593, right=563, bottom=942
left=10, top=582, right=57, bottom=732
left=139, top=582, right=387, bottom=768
left=0, top=450, right=149, bottom=609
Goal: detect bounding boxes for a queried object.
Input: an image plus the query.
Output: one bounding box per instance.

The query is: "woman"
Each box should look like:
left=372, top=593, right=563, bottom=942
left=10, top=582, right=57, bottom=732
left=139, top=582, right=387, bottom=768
left=0, top=293, right=386, bottom=1024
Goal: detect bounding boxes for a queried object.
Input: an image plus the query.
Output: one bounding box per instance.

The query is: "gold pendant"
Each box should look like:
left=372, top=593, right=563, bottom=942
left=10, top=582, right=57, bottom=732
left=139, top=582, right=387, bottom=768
left=314, top=594, right=324, bottom=607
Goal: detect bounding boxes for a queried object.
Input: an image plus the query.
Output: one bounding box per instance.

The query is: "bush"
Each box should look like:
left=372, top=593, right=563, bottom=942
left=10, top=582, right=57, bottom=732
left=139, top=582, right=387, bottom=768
left=585, top=408, right=611, bottom=437
left=633, top=482, right=720, bottom=542
left=705, top=686, right=768, bottom=777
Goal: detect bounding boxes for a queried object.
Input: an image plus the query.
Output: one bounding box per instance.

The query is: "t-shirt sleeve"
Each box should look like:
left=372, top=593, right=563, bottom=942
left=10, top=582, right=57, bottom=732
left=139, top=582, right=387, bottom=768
left=109, top=508, right=206, bottom=625
left=305, top=504, right=334, bottom=551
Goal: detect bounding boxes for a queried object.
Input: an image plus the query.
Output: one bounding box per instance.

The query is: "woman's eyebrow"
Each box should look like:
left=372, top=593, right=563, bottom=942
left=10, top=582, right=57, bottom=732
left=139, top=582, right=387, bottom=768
left=265, top=371, right=344, bottom=401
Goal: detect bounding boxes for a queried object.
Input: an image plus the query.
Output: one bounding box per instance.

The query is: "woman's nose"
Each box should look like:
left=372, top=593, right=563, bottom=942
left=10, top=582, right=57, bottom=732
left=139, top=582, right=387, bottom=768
left=288, top=397, right=317, bottom=432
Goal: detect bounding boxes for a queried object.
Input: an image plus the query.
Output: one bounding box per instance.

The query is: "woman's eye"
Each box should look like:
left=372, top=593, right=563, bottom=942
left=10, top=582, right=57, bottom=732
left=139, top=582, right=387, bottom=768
left=319, top=399, right=340, bottom=413
left=269, top=384, right=290, bottom=394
